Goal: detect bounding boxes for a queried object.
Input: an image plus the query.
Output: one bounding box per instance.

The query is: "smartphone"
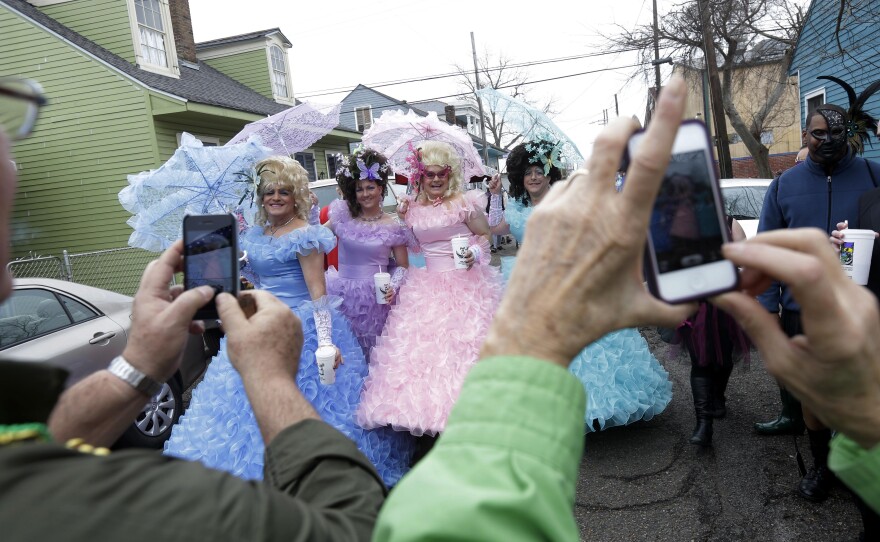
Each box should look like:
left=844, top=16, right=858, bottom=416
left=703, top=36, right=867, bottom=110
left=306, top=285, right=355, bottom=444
left=627, top=120, right=738, bottom=304
left=183, top=214, right=239, bottom=320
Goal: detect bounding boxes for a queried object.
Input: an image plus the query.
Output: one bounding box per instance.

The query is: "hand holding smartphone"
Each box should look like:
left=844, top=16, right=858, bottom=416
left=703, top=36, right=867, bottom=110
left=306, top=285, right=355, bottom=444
left=627, top=120, right=738, bottom=303
left=183, top=214, right=240, bottom=320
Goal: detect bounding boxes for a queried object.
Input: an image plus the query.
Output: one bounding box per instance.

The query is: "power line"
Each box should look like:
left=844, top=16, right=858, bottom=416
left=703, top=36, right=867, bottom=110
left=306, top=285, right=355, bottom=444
left=327, top=61, right=653, bottom=120
left=297, top=46, right=645, bottom=98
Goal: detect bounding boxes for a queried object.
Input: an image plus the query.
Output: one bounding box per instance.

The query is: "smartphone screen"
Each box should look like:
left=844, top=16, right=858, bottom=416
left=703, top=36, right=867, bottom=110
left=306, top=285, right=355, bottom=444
left=650, top=148, right=725, bottom=273
left=184, top=215, right=238, bottom=320
left=629, top=121, right=738, bottom=303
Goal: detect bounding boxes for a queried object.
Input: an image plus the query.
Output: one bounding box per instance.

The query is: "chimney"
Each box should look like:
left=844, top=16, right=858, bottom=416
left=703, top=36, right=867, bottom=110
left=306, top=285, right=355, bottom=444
left=168, top=0, right=197, bottom=63
left=444, top=105, right=457, bottom=126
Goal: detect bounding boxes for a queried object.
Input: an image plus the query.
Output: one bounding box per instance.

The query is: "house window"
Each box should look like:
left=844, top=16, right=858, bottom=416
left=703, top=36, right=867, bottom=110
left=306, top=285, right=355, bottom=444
left=134, top=0, right=169, bottom=67
left=355, top=106, right=373, bottom=132
left=804, top=88, right=825, bottom=125
left=294, top=152, right=317, bottom=182
left=326, top=152, right=342, bottom=178
left=760, top=130, right=774, bottom=145
left=176, top=133, right=220, bottom=147
left=270, top=46, right=289, bottom=98
left=728, top=133, right=742, bottom=144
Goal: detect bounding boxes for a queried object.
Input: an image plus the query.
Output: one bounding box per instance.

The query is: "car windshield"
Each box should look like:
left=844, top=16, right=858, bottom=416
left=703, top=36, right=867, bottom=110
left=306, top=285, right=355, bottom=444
left=722, top=186, right=768, bottom=221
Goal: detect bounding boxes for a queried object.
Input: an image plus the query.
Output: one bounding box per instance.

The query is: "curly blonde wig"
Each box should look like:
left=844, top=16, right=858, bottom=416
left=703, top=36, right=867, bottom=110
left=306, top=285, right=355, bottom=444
left=254, top=156, right=311, bottom=225
left=416, top=141, right=462, bottom=202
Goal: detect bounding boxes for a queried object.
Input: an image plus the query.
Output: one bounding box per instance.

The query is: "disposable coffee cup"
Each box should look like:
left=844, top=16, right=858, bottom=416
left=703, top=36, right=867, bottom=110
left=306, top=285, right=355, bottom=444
left=315, top=346, right=336, bottom=385
left=374, top=271, right=391, bottom=304
left=839, top=228, right=876, bottom=285
left=451, top=236, right=470, bottom=269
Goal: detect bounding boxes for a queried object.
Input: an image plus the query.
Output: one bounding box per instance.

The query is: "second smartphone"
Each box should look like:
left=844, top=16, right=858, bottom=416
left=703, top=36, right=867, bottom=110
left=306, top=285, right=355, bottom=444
left=183, top=214, right=239, bottom=320
left=628, top=120, right=738, bottom=304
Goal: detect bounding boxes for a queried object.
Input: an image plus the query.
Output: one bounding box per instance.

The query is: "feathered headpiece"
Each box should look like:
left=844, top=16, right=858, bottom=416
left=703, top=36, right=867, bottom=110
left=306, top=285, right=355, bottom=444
left=816, top=75, right=880, bottom=156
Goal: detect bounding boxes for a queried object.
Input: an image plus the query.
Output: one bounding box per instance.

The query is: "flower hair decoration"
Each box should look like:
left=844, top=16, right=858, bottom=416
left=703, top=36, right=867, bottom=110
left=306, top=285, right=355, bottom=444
left=235, top=162, right=273, bottom=207
left=525, top=139, right=564, bottom=175
left=404, top=141, right=426, bottom=192
left=337, top=146, right=391, bottom=182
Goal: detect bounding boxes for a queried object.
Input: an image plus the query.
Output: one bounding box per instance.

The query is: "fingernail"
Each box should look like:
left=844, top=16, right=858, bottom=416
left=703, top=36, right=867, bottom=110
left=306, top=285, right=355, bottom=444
left=197, top=286, right=214, bottom=299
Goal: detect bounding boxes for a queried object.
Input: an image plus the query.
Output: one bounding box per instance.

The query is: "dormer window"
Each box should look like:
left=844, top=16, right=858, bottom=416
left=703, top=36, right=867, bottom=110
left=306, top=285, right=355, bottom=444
left=127, top=0, right=180, bottom=77
left=270, top=46, right=289, bottom=98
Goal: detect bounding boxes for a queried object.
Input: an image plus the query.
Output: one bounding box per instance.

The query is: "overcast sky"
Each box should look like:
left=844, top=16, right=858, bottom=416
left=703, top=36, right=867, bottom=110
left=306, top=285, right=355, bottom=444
left=188, top=0, right=683, bottom=162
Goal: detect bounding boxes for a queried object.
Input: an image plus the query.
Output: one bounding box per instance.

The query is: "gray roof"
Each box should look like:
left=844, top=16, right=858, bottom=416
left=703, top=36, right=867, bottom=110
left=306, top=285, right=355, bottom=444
left=196, top=28, right=292, bottom=49
left=1, top=0, right=286, bottom=116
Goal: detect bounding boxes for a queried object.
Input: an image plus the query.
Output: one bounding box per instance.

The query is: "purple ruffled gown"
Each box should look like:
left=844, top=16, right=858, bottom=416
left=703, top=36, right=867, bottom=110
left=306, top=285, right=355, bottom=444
left=325, top=199, right=411, bottom=360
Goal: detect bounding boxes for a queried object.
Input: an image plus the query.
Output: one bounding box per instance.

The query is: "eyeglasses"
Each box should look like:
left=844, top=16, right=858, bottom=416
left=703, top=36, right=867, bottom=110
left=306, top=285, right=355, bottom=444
left=0, top=78, right=47, bottom=140
left=423, top=167, right=450, bottom=181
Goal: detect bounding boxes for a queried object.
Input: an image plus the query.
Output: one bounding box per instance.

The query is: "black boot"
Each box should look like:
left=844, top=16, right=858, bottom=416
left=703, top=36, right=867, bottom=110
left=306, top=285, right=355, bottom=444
left=754, top=387, right=805, bottom=435
left=689, top=375, right=713, bottom=447
left=798, top=428, right=835, bottom=502
left=708, top=363, right=733, bottom=419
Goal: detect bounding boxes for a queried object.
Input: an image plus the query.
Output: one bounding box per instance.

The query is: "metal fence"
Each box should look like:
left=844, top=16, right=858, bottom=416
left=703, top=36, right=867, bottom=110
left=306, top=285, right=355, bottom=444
left=7, top=246, right=164, bottom=297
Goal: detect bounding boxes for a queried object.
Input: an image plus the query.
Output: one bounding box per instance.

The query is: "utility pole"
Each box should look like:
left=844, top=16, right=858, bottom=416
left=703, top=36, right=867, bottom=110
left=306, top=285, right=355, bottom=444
left=652, top=0, right=662, bottom=95
left=470, top=32, right=490, bottom=164
left=614, top=94, right=619, bottom=117
left=698, top=0, right=732, bottom=178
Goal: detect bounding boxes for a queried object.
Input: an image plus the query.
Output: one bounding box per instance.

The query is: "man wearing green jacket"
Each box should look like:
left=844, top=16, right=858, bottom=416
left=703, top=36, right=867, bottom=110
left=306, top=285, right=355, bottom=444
left=375, top=77, right=880, bottom=540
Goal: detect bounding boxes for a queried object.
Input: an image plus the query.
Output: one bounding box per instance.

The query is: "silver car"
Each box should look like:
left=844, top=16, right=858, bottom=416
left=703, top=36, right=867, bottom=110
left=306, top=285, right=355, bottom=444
left=720, top=178, right=772, bottom=239
left=0, top=278, right=213, bottom=448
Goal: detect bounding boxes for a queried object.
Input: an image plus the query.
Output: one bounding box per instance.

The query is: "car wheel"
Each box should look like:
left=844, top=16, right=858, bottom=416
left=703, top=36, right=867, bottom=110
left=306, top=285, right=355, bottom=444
left=113, top=376, right=183, bottom=450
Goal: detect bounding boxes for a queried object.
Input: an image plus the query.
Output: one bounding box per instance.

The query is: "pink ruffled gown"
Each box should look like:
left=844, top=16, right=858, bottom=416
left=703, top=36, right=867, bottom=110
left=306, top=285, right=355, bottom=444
left=357, top=191, right=504, bottom=436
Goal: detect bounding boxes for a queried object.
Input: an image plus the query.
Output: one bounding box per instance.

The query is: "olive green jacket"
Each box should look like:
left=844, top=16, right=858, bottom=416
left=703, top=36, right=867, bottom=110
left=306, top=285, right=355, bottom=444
left=0, top=362, right=386, bottom=541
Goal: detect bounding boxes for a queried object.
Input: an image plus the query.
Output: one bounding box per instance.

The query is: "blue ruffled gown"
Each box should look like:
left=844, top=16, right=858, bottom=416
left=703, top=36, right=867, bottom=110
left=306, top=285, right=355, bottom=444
left=502, top=200, right=673, bottom=432
left=164, top=225, right=414, bottom=486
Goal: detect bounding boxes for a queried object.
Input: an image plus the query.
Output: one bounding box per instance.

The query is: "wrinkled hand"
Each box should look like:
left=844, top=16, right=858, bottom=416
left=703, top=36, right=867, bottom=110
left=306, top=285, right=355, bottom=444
left=714, top=229, right=880, bottom=449
left=482, top=77, right=695, bottom=367
left=123, top=241, right=213, bottom=383
left=488, top=174, right=502, bottom=195
left=217, top=290, right=304, bottom=381
left=309, top=191, right=319, bottom=207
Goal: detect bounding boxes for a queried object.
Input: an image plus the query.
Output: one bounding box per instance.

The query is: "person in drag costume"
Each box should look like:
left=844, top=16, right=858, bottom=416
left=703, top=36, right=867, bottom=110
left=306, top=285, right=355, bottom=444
left=324, top=147, right=412, bottom=360
left=164, top=156, right=414, bottom=487
left=488, top=139, right=673, bottom=432
left=357, top=141, right=505, bottom=440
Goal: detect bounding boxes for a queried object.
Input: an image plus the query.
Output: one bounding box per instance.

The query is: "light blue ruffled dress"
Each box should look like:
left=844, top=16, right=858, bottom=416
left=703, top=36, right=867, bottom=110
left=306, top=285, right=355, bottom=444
left=502, top=200, right=672, bottom=432
left=164, top=225, right=414, bottom=486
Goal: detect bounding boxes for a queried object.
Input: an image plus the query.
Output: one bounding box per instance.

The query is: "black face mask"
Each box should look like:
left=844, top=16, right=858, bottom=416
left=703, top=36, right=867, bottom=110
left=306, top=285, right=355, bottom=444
left=815, top=110, right=849, bottom=160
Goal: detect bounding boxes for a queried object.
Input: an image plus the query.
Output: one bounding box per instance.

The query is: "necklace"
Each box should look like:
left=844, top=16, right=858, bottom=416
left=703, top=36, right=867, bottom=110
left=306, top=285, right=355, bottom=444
left=268, top=216, right=295, bottom=235
left=358, top=212, right=383, bottom=222
left=427, top=195, right=444, bottom=207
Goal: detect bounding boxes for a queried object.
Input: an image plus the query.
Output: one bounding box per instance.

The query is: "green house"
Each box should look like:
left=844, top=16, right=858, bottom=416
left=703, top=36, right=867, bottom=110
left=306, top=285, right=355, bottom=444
left=1, top=0, right=360, bottom=267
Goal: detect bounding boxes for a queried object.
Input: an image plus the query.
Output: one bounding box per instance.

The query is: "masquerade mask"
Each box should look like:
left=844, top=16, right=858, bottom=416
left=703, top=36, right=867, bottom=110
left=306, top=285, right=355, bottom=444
left=815, top=109, right=849, bottom=159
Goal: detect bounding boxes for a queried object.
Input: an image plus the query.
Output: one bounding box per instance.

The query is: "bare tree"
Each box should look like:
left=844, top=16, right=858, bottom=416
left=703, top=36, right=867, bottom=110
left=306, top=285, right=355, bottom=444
left=603, top=0, right=804, bottom=178
left=454, top=51, right=555, bottom=151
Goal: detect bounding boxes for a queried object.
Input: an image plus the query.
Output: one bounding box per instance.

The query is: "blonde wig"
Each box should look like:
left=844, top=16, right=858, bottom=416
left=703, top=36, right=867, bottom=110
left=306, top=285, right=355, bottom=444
left=416, top=141, right=463, bottom=202
left=254, top=156, right=311, bottom=225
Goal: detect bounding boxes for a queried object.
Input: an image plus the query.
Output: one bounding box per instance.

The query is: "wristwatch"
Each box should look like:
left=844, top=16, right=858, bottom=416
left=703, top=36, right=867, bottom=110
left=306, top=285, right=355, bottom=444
left=107, top=356, right=163, bottom=397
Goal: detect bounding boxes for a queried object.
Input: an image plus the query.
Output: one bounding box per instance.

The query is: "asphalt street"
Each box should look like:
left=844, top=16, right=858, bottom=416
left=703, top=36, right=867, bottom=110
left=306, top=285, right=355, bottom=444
left=490, top=238, right=864, bottom=541
left=573, top=327, right=863, bottom=542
